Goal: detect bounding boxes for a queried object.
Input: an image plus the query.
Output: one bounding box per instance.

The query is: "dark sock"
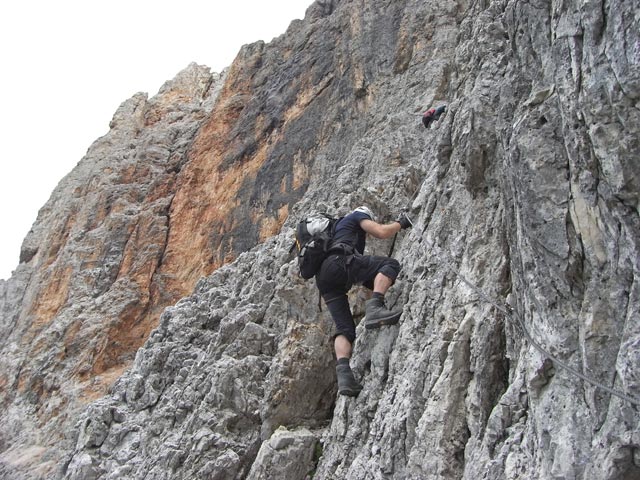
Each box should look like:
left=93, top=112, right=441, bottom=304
left=372, top=292, right=384, bottom=300
left=337, top=358, right=350, bottom=366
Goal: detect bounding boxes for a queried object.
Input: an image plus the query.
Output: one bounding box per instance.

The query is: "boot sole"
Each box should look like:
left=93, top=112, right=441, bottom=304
left=338, top=387, right=363, bottom=397
left=364, top=312, right=401, bottom=330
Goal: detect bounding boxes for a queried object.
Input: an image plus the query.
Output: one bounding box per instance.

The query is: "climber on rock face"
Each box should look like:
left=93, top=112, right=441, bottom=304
left=314, top=205, right=412, bottom=396
left=422, top=105, right=446, bottom=129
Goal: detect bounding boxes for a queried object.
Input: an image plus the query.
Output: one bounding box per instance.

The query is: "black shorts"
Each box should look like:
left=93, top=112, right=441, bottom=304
left=315, top=253, right=401, bottom=343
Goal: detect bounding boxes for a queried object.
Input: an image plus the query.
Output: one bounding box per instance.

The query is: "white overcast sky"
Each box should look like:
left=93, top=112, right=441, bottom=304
left=0, top=0, right=314, bottom=280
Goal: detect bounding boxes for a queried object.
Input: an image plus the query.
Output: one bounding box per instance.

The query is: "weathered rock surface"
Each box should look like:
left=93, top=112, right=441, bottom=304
left=1, top=0, right=639, bottom=478
left=248, top=426, right=319, bottom=479
left=0, top=63, right=226, bottom=476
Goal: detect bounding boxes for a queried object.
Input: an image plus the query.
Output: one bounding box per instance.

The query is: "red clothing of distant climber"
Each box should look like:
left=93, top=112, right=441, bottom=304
left=422, top=105, right=446, bottom=128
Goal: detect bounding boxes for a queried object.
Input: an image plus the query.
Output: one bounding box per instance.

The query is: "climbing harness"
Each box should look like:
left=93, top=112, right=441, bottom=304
left=402, top=214, right=640, bottom=407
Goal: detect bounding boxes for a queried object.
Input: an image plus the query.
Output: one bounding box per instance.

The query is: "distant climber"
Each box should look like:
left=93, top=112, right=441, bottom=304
left=422, top=105, right=446, bottom=128
left=314, top=206, right=412, bottom=396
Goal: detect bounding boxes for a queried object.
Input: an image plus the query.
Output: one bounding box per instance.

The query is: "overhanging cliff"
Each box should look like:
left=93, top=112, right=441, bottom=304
left=1, top=0, right=639, bottom=478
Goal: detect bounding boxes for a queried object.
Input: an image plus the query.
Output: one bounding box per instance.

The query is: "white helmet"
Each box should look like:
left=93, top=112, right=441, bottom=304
left=354, top=205, right=375, bottom=222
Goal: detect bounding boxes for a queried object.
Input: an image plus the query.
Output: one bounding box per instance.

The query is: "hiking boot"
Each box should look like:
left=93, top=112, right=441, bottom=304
left=364, top=296, right=401, bottom=329
left=336, top=363, right=363, bottom=396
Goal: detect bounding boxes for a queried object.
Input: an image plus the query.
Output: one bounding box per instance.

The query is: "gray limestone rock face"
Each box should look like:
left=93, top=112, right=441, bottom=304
left=0, top=63, right=227, bottom=478
left=247, top=427, right=319, bottom=480
left=2, top=0, right=640, bottom=479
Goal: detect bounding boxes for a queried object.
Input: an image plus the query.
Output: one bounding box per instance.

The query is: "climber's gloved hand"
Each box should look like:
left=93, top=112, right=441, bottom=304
left=396, top=213, right=412, bottom=229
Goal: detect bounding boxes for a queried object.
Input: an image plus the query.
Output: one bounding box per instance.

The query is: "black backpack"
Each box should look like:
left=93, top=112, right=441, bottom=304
left=291, top=215, right=341, bottom=279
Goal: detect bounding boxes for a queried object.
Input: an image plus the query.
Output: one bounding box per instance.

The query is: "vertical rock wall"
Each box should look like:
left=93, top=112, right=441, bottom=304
left=1, top=0, right=638, bottom=478
left=0, top=64, right=225, bottom=477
